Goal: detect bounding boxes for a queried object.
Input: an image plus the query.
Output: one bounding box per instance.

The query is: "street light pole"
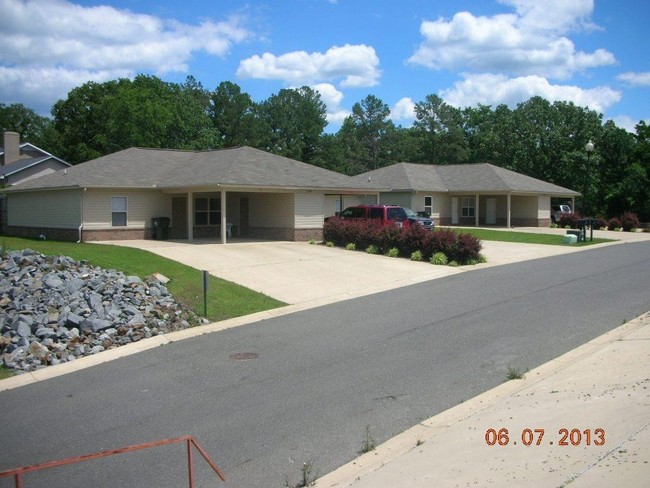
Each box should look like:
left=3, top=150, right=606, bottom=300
left=583, top=140, right=595, bottom=242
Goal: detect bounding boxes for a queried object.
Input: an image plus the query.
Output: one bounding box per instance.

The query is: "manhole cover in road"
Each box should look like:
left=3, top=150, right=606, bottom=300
left=229, top=352, right=259, bottom=361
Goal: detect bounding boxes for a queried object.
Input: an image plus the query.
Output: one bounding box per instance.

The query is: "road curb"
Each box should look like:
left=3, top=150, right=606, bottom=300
left=314, top=311, right=650, bottom=487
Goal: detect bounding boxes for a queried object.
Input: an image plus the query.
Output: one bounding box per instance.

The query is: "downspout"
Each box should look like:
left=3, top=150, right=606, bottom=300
left=77, top=188, right=84, bottom=243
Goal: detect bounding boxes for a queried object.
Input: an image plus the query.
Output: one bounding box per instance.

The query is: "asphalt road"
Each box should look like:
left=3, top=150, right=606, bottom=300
left=1, top=241, right=649, bottom=487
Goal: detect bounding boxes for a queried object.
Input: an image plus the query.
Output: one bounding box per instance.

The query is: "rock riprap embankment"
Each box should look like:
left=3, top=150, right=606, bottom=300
left=1, top=249, right=204, bottom=374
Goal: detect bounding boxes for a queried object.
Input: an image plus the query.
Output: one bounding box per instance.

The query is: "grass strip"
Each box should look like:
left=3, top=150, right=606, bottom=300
left=1, top=237, right=286, bottom=323
left=447, top=228, right=616, bottom=246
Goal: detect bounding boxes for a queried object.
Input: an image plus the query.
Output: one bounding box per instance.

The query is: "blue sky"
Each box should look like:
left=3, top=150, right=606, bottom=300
left=1, top=0, right=648, bottom=133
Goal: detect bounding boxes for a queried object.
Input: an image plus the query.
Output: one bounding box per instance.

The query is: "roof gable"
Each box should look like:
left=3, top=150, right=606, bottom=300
left=6, top=146, right=371, bottom=192
left=355, top=163, right=578, bottom=195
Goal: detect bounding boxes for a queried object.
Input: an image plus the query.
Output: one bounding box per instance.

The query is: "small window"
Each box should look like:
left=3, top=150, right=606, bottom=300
left=461, top=197, right=475, bottom=218
left=424, top=196, right=433, bottom=217
left=194, top=197, right=221, bottom=226
left=111, top=197, right=127, bottom=226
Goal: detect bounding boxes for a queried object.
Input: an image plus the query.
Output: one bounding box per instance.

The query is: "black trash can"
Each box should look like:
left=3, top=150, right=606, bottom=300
left=152, top=217, right=171, bottom=240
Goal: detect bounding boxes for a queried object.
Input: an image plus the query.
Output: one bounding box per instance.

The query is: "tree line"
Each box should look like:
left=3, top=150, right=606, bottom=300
left=1, top=74, right=648, bottom=220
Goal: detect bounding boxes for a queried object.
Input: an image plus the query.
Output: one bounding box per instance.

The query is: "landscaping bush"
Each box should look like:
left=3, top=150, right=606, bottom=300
left=592, top=217, right=608, bottom=230
left=558, top=212, right=580, bottom=229
left=410, top=250, right=423, bottom=261
left=323, top=220, right=483, bottom=265
left=427, top=228, right=459, bottom=259
left=430, top=252, right=448, bottom=265
left=396, top=224, right=429, bottom=256
left=620, top=211, right=640, bottom=232
left=453, top=233, right=483, bottom=264
left=608, top=217, right=622, bottom=231
left=386, top=247, right=399, bottom=258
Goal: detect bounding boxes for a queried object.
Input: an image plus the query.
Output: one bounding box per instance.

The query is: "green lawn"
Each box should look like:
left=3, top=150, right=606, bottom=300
left=448, top=228, right=616, bottom=246
left=1, top=237, right=286, bottom=323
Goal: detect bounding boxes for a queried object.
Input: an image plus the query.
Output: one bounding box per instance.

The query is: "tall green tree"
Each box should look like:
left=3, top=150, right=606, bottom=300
left=260, top=86, right=327, bottom=163
left=209, top=81, right=262, bottom=148
left=413, top=94, right=468, bottom=164
left=0, top=103, right=52, bottom=147
left=340, top=94, right=394, bottom=173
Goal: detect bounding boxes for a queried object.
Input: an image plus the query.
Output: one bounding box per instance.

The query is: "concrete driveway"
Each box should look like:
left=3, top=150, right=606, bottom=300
left=98, top=227, right=644, bottom=308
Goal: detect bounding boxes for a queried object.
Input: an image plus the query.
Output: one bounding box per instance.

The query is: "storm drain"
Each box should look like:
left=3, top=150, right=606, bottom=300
left=229, top=352, right=259, bottom=361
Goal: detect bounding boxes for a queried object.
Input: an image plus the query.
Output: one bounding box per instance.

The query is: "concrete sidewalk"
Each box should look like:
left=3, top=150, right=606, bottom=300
left=316, top=311, right=650, bottom=488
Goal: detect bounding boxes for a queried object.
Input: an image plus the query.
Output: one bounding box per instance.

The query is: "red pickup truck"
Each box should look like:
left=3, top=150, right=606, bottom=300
left=330, top=205, right=435, bottom=230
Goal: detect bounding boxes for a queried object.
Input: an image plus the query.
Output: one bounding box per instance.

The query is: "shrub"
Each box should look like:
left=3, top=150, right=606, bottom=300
left=620, top=211, right=640, bottom=232
left=346, top=243, right=356, bottom=251
left=427, top=228, right=459, bottom=259
left=325, top=241, right=334, bottom=247
left=397, top=224, right=429, bottom=256
left=365, top=244, right=379, bottom=254
left=608, top=217, right=622, bottom=231
left=410, top=250, right=423, bottom=261
left=324, top=219, right=483, bottom=265
left=592, top=217, right=608, bottom=230
left=453, top=233, right=482, bottom=263
left=558, top=212, right=580, bottom=229
left=386, top=247, right=399, bottom=258
left=430, top=252, right=448, bottom=265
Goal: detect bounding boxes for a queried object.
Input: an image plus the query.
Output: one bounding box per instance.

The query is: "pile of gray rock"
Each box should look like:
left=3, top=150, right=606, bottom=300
left=1, top=249, right=205, bottom=374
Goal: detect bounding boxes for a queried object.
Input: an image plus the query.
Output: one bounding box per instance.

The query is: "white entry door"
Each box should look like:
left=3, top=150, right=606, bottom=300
left=451, top=197, right=459, bottom=224
left=486, top=198, right=497, bottom=225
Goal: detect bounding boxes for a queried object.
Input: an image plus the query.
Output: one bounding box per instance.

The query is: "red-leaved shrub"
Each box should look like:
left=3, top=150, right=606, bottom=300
left=620, top=212, right=640, bottom=232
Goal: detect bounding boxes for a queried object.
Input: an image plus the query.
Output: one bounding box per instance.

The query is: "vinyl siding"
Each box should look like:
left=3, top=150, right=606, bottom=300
left=8, top=160, right=69, bottom=186
left=8, top=190, right=81, bottom=228
left=295, top=192, right=324, bottom=228
left=83, top=189, right=170, bottom=229
left=511, top=195, right=538, bottom=218
left=249, top=193, right=294, bottom=228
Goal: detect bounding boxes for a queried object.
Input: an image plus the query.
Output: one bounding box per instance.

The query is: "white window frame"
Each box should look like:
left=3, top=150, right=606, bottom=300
left=111, top=196, right=127, bottom=227
left=461, top=196, right=475, bottom=218
left=424, top=196, right=433, bottom=216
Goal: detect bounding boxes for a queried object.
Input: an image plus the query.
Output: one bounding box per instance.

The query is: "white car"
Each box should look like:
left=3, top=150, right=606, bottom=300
left=551, top=204, right=572, bottom=223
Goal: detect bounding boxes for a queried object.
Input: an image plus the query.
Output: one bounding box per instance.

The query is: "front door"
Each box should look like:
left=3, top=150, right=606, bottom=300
left=486, top=198, right=497, bottom=225
left=451, top=197, right=459, bottom=225
left=171, top=197, right=188, bottom=239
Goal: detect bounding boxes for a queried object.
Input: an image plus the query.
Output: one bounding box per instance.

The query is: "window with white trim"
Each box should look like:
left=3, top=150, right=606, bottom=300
left=424, top=196, right=433, bottom=216
left=461, top=197, right=475, bottom=218
left=194, top=197, right=221, bottom=226
left=111, top=196, right=127, bottom=226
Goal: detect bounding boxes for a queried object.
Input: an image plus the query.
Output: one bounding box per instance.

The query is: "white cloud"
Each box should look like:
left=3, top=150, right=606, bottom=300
left=608, top=115, right=643, bottom=133
left=237, top=44, right=381, bottom=87
left=0, top=0, right=252, bottom=113
left=441, top=73, right=621, bottom=114
left=617, top=72, right=650, bottom=86
left=391, top=97, right=416, bottom=122
left=408, top=0, right=614, bottom=79
left=312, top=83, right=350, bottom=124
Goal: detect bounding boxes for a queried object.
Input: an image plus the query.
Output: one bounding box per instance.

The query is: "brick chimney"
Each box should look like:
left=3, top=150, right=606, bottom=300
left=2, top=130, right=21, bottom=166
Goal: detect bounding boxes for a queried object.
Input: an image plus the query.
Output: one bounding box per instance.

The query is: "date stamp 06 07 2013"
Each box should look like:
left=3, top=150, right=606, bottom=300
left=485, top=428, right=606, bottom=447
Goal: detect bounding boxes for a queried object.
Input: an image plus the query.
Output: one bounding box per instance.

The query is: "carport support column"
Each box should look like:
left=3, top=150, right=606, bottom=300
left=475, top=193, right=480, bottom=227
left=187, top=191, right=193, bottom=241
left=507, top=194, right=512, bottom=228
left=220, top=189, right=227, bottom=244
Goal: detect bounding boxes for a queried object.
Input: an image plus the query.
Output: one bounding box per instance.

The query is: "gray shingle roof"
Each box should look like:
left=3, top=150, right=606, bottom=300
left=6, top=146, right=375, bottom=192
left=354, top=162, right=579, bottom=196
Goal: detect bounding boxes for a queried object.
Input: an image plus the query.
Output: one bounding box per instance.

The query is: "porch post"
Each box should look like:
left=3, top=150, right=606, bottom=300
left=187, top=191, right=193, bottom=241
left=507, top=193, right=512, bottom=228
left=475, top=193, right=480, bottom=227
left=220, top=190, right=227, bottom=244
